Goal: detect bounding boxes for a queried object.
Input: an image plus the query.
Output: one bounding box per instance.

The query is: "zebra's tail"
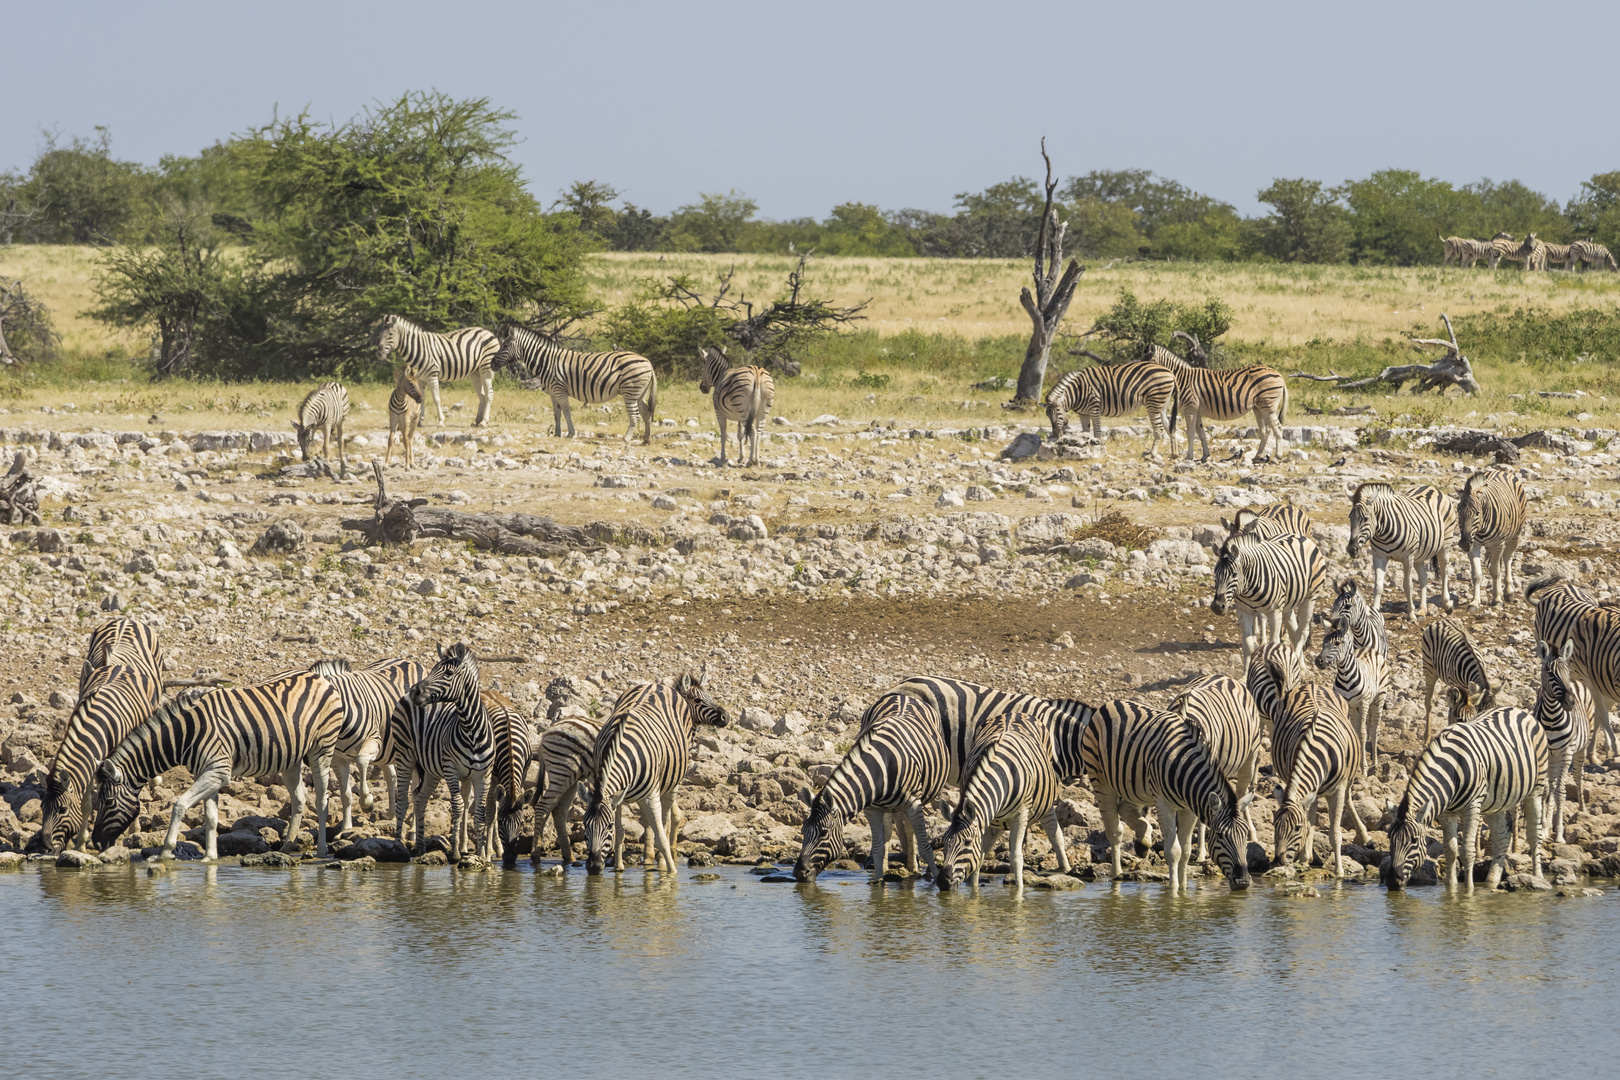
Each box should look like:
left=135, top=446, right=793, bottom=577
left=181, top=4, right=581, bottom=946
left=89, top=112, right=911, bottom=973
left=1276, top=379, right=1289, bottom=427
left=644, top=371, right=659, bottom=429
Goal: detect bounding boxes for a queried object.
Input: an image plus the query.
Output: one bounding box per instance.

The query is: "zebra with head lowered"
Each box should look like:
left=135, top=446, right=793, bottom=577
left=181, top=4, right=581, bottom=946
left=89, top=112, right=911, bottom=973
left=1044, top=359, right=1174, bottom=456
left=1384, top=693, right=1547, bottom=891
left=292, top=381, right=349, bottom=478
left=1210, top=531, right=1327, bottom=664
left=1348, top=482, right=1457, bottom=621
left=528, top=711, right=599, bottom=868
left=92, top=671, right=344, bottom=860
left=1458, top=468, right=1526, bottom=608
left=1526, top=575, right=1620, bottom=760
left=935, top=709, right=1066, bottom=892
left=376, top=314, right=500, bottom=427
left=1418, top=616, right=1494, bottom=743
left=584, top=669, right=728, bottom=875
left=484, top=687, right=531, bottom=864
left=1316, top=611, right=1390, bottom=776
left=1328, top=577, right=1388, bottom=658
left=494, top=325, right=657, bottom=444
left=698, top=345, right=775, bottom=466
left=395, top=644, right=497, bottom=862
left=1570, top=240, right=1618, bottom=272
left=1169, top=674, right=1262, bottom=861
left=1149, top=341, right=1289, bottom=463
left=36, top=619, right=164, bottom=854
left=1439, top=232, right=1512, bottom=268
left=1535, top=639, right=1592, bottom=844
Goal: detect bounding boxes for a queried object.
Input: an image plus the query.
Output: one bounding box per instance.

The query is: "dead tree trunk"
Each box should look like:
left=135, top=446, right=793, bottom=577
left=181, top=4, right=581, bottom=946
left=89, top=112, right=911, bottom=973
left=1288, top=313, right=1480, bottom=395
left=0, top=451, right=40, bottom=525
left=1013, top=139, right=1085, bottom=405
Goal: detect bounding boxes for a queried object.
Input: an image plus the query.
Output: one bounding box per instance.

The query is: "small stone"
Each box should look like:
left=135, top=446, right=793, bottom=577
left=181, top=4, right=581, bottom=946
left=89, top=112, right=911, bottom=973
left=1501, top=873, right=1552, bottom=893
left=0, top=851, right=25, bottom=870
left=55, top=850, right=102, bottom=869
left=414, top=850, right=449, bottom=867
left=1025, top=873, right=1085, bottom=890
left=738, top=706, right=775, bottom=733
left=240, top=850, right=299, bottom=868
left=651, top=494, right=678, bottom=511
left=690, top=872, right=722, bottom=882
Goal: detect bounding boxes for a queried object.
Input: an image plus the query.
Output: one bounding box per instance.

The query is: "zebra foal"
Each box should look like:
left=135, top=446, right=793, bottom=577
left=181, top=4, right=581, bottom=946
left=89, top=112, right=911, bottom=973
left=1316, top=613, right=1390, bottom=775
left=698, top=345, right=774, bottom=466
left=293, top=382, right=349, bottom=478
left=1210, top=531, right=1327, bottom=663
left=935, top=709, right=1067, bottom=891
left=1458, top=468, right=1526, bottom=607
left=384, top=369, right=424, bottom=469
left=377, top=314, right=499, bottom=427
left=1150, top=343, right=1289, bottom=463
left=1535, top=639, right=1591, bottom=844
left=1419, top=616, right=1494, bottom=742
left=1044, top=360, right=1173, bottom=456
left=495, top=326, right=657, bottom=444
left=1348, top=482, right=1456, bottom=621
left=394, top=644, right=497, bottom=862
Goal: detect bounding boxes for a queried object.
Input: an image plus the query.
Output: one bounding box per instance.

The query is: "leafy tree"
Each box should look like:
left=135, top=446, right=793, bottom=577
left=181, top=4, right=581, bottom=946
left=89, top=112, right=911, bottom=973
left=1064, top=197, right=1141, bottom=258
left=1465, top=178, right=1566, bottom=240
left=1255, top=178, right=1352, bottom=263
left=1564, top=172, right=1620, bottom=249
left=604, top=202, right=668, bottom=251
left=1152, top=205, right=1249, bottom=261
left=556, top=179, right=621, bottom=244
left=1341, top=169, right=1478, bottom=265
left=1084, top=287, right=1232, bottom=360
left=668, top=190, right=758, bottom=252
left=17, top=129, right=152, bottom=244
left=0, top=279, right=59, bottom=364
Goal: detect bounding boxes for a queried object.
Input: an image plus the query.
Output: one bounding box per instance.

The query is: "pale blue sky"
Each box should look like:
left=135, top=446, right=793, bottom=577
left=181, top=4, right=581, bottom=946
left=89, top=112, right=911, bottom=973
left=7, top=1, right=1617, bottom=217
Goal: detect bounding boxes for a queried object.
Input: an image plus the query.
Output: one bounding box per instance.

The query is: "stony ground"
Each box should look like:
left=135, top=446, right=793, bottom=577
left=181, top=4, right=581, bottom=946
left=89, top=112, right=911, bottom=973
left=2, top=407, right=1620, bottom=887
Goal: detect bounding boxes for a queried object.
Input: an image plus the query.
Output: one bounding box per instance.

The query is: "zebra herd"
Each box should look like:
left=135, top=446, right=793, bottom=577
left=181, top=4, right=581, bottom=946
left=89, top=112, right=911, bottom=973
left=1439, top=232, right=1617, bottom=272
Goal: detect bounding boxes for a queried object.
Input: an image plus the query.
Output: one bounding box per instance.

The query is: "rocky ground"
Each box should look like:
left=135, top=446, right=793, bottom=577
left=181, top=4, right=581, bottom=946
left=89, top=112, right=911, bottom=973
left=2, top=406, right=1620, bottom=888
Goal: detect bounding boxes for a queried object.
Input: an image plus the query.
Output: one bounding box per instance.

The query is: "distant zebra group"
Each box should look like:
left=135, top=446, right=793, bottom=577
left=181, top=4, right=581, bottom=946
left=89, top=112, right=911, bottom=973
left=1439, top=232, right=1616, bottom=273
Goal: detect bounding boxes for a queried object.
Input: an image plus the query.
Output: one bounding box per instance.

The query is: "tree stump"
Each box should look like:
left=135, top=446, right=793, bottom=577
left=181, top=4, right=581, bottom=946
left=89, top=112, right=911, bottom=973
left=0, top=452, right=41, bottom=526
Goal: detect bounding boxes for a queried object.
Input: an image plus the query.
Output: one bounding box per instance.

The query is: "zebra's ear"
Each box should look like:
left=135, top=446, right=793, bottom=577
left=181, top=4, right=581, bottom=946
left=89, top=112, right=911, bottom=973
left=1536, top=640, right=1550, bottom=661
left=1561, top=639, right=1575, bottom=662
left=1271, top=785, right=1285, bottom=805
left=437, top=642, right=448, bottom=660
left=1237, top=789, right=1255, bottom=811
left=1219, top=516, right=1232, bottom=533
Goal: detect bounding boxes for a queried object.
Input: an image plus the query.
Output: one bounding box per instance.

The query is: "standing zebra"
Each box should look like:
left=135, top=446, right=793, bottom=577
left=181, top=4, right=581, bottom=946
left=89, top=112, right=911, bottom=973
left=935, top=709, right=1067, bottom=891
left=1150, top=344, right=1289, bottom=463
left=1221, top=503, right=1312, bottom=542
left=1243, top=643, right=1303, bottom=738
left=1526, top=575, right=1620, bottom=760
left=884, top=675, right=1096, bottom=787
left=376, top=314, right=499, bottom=427
left=1169, top=674, right=1263, bottom=860
left=1489, top=233, right=1531, bottom=269
left=293, top=382, right=349, bottom=478
left=1570, top=240, right=1619, bottom=272
left=1440, top=233, right=1510, bottom=268
left=584, top=670, right=729, bottom=876
left=396, top=645, right=497, bottom=862
left=494, top=325, right=657, bottom=444
left=305, top=657, right=424, bottom=831
left=38, top=619, right=164, bottom=853
left=1348, top=482, right=1457, bottom=621
left=1515, top=234, right=1550, bottom=271
left=529, top=713, right=601, bottom=868
left=1043, top=359, right=1174, bottom=456
left=698, top=345, right=775, bottom=466
left=1535, top=640, right=1592, bottom=844
left=1327, top=577, right=1389, bottom=658
left=795, top=692, right=949, bottom=883
left=479, top=689, right=530, bottom=863
left=1458, top=468, right=1527, bottom=607
left=1383, top=697, right=1547, bottom=891
left=1419, top=616, right=1495, bottom=743
left=91, top=671, right=344, bottom=860
left=1541, top=241, right=1574, bottom=270
left=384, top=369, right=424, bottom=469
left=1316, top=614, right=1390, bottom=775
left=1210, top=531, right=1327, bottom=664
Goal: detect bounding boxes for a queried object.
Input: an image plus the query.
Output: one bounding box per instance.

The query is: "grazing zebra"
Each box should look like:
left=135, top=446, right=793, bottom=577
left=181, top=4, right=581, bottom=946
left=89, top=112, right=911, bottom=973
left=1169, top=674, right=1263, bottom=860
left=1535, top=639, right=1592, bottom=844
left=1348, top=482, right=1457, bottom=621
left=1542, top=241, right=1574, bottom=270
left=1316, top=614, right=1390, bottom=776
left=292, top=382, right=349, bottom=477
left=698, top=345, right=775, bottom=466
left=1221, top=503, right=1312, bottom=541
left=1077, top=699, right=1253, bottom=892
left=1489, top=233, right=1530, bottom=269
left=494, top=325, right=657, bottom=444
left=376, top=314, right=499, bottom=427
left=1210, top=532, right=1327, bottom=663
left=584, top=670, right=729, bottom=876
left=38, top=619, right=164, bottom=853
left=1383, top=697, right=1547, bottom=890
left=1150, top=344, right=1289, bottom=463
left=1419, top=616, right=1494, bottom=743
left=795, top=692, right=949, bottom=883
left=483, top=689, right=530, bottom=863
left=1526, top=575, right=1620, bottom=760
left=395, top=645, right=497, bottom=862
left=1440, top=233, right=1509, bottom=268
left=305, top=657, right=424, bottom=832
left=1327, top=577, right=1389, bottom=658
left=935, top=709, right=1067, bottom=891
left=91, top=671, right=344, bottom=860
left=1458, top=468, right=1526, bottom=607
left=384, top=370, right=424, bottom=469
left=1570, top=239, right=1619, bottom=272
left=530, top=713, right=601, bottom=868
left=1044, top=360, right=1174, bottom=455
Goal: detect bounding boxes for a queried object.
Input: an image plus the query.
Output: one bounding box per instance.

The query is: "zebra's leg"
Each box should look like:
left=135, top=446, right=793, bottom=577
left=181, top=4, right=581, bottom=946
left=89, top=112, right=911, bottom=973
left=1408, top=555, right=1425, bottom=622
left=1195, top=821, right=1207, bottom=864
left=562, top=401, right=578, bottom=439
left=1595, top=694, right=1618, bottom=762
left=1097, top=790, right=1123, bottom=876
left=905, top=797, right=936, bottom=879
left=446, top=776, right=464, bottom=863
left=1523, top=789, right=1543, bottom=881
left=311, top=748, right=333, bottom=859
left=1436, top=547, right=1452, bottom=613
left=1575, top=743, right=1588, bottom=814
left=1325, top=782, right=1346, bottom=877
left=202, top=790, right=220, bottom=862
left=334, top=417, right=346, bottom=479
left=1550, top=746, right=1569, bottom=844
left=1468, top=543, right=1485, bottom=608
left=1438, top=813, right=1458, bottom=887
left=1483, top=808, right=1511, bottom=890
left=1460, top=804, right=1482, bottom=892
left=284, top=765, right=309, bottom=856
left=1502, top=536, right=1520, bottom=604
left=412, top=771, right=431, bottom=856
left=429, top=376, right=445, bottom=426
left=475, top=372, right=493, bottom=427
left=1040, top=805, right=1070, bottom=873
left=638, top=792, right=669, bottom=873
left=1197, top=417, right=1212, bottom=463
left=1237, top=609, right=1258, bottom=665
left=554, top=797, right=573, bottom=865
left=392, top=764, right=411, bottom=845
left=866, top=808, right=888, bottom=882
left=1371, top=555, right=1388, bottom=615
left=469, top=770, right=488, bottom=861
left=1345, top=782, right=1371, bottom=846
left=334, top=759, right=355, bottom=832
left=1008, top=808, right=1030, bottom=892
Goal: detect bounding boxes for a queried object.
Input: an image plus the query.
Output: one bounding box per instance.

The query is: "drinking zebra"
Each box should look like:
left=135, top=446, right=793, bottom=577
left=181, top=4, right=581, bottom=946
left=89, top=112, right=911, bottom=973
left=1316, top=614, right=1390, bottom=775
left=1418, top=616, right=1494, bottom=743
left=494, top=325, right=657, bottom=444
left=884, top=674, right=1096, bottom=785
left=38, top=619, right=164, bottom=853
left=1243, top=643, right=1303, bottom=737
left=1220, top=503, right=1312, bottom=541
left=698, top=345, right=775, bottom=466
left=396, top=644, right=497, bottom=862
left=1077, top=699, right=1253, bottom=891
left=485, top=688, right=531, bottom=863
left=794, top=692, right=949, bottom=883
left=1043, top=359, right=1174, bottom=456
left=1210, top=531, right=1327, bottom=663
left=1327, top=577, right=1389, bottom=658
left=935, top=709, right=1066, bottom=891
left=1525, top=575, right=1620, bottom=759
left=306, top=657, right=424, bottom=831
left=376, top=314, right=500, bottom=427
left=1535, top=639, right=1592, bottom=844
left=1570, top=240, right=1618, bottom=272
left=1169, top=674, right=1263, bottom=860
left=1348, top=482, right=1457, bottom=621
left=91, top=671, right=344, bottom=860
left=529, top=713, right=600, bottom=868
left=584, top=669, right=729, bottom=875
left=1458, top=468, right=1527, bottom=608
left=293, top=382, right=349, bottom=478
left=1149, top=344, right=1288, bottom=463
left=1383, top=696, right=1547, bottom=890
left=384, top=369, right=424, bottom=469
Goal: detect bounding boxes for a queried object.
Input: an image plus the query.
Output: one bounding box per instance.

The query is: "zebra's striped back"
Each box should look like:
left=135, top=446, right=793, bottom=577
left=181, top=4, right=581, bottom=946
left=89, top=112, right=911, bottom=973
left=1044, top=360, right=1174, bottom=444
left=1571, top=240, right=1618, bottom=271
left=1244, top=644, right=1304, bottom=734
left=1223, top=504, right=1312, bottom=542
left=1421, top=617, right=1494, bottom=710
left=79, top=617, right=162, bottom=696
left=1542, top=241, right=1573, bottom=268
left=1459, top=469, right=1526, bottom=551
left=936, top=709, right=1059, bottom=888
left=886, top=676, right=1094, bottom=786
left=378, top=315, right=497, bottom=383
left=1348, top=482, right=1456, bottom=563
left=1150, top=345, right=1288, bottom=453
left=1489, top=233, right=1526, bottom=268
left=1169, top=675, right=1261, bottom=795
left=309, top=657, right=424, bottom=764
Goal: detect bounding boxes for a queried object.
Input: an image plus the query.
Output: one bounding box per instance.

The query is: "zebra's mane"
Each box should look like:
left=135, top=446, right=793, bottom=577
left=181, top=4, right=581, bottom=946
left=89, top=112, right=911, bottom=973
left=309, top=658, right=353, bottom=678
left=294, top=383, right=336, bottom=426
left=1351, top=481, right=1393, bottom=505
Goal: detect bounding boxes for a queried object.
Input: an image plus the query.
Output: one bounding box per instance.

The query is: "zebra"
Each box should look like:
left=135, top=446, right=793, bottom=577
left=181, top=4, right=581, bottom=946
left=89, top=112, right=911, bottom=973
left=1348, top=482, right=1457, bottom=621
left=1169, top=674, right=1263, bottom=860
left=1243, top=643, right=1304, bottom=738
left=1489, top=233, right=1531, bottom=269
left=1458, top=468, right=1526, bottom=607
left=1535, top=639, right=1592, bottom=844
left=698, top=345, right=775, bottom=466
left=529, top=714, right=600, bottom=868
left=1418, top=616, right=1495, bottom=744
left=292, top=382, right=349, bottom=477
left=376, top=314, right=499, bottom=427
left=935, top=709, right=1066, bottom=891
left=1316, top=614, right=1390, bottom=776
left=1043, top=360, right=1174, bottom=456
left=494, top=325, right=657, bottom=444
left=1150, top=344, right=1288, bottom=463
left=384, top=369, right=424, bottom=469
left=1076, top=699, right=1253, bottom=892
left=1383, top=697, right=1547, bottom=891
left=584, top=669, right=729, bottom=876
left=1515, top=233, right=1549, bottom=271
left=304, top=657, right=424, bottom=832
left=795, top=692, right=948, bottom=883
left=1220, top=503, right=1312, bottom=542
left=1526, top=576, right=1620, bottom=760
left=1570, top=240, right=1619, bottom=272
left=1542, top=241, right=1574, bottom=270
left=91, top=671, right=344, bottom=860
left=1210, top=531, right=1327, bottom=664
left=37, top=619, right=164, bottom=853
left=480, top=688, right=530, bottom=864
left=1327, top=577, right=1389, bottom=659
left=1440, top=233, right=1508, bottom=268
left=395, top=644, right=497, bottom=862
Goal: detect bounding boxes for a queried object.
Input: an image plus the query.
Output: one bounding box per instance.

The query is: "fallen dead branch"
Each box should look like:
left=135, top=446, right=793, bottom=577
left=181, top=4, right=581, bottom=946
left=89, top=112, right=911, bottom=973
left=1290, top=313, right=1480, bottom=395
left=0, top=451, right=40, bottom=526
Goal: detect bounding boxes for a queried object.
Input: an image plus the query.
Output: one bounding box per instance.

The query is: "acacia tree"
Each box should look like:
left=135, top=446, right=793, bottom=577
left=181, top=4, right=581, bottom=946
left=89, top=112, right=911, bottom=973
left=91, top=199, right=224, bottom=377
left=1014, top=140, right=1085, bottom=404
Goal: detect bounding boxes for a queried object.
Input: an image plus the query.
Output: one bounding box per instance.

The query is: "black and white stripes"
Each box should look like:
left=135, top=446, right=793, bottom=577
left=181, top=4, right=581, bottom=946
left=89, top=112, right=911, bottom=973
left=1458, top=468, right=1526, bottom=608
left=699, top=345, right=775, bottom=466
left=399, top=644, right=496, bottom=862
left=377, top=315, right=500, bottom=427
left=385, top=369, right=424, bottom=469
left=530, top=714, right=600, bottom=866
left=495, top=326, right=658, bottom=444
left=1534, top=639, right=1591, bottom=844
left=935, top=709, right=1067, bottom=891
left=1419, top=616, right=1494, bottom=742
left=1150, top=345, right=1289, bottom=463
left=1210, top=532, right=1327, bottom=663
left=1044, top=360, right=1174, bottom=455
left=1348, top=482, right=1457, bottom=621
left=1315, top=611, right=1390, bottom=775
left=293, top=382, right=349, bottom=477
left=1570, top=240, right=1618, bottom=272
